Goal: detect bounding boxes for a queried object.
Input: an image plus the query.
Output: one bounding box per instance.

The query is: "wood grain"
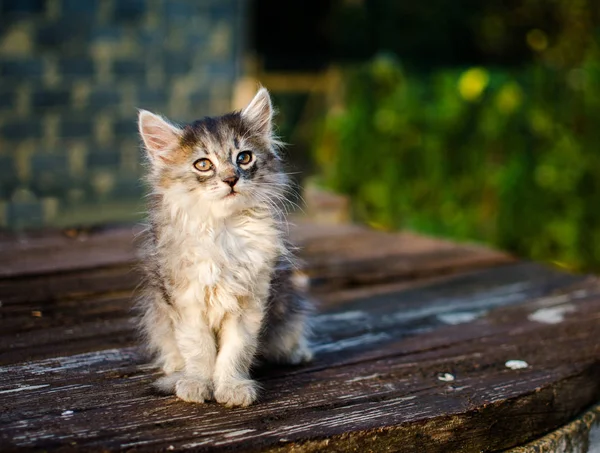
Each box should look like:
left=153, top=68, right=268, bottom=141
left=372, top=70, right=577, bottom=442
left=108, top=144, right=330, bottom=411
left=0, top=262, right=577, bottom=365
left=0, top=226, right=141, bottom=278
left=0, top=222, right=597, bottom=452
left=1, top=265, right=599, bottom=451
left=0, top=220, right=512, bottom=287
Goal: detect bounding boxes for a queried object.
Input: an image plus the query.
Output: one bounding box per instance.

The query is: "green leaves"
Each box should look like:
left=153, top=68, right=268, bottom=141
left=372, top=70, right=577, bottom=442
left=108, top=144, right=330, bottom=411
left=313, top=52, right=600, bottom=271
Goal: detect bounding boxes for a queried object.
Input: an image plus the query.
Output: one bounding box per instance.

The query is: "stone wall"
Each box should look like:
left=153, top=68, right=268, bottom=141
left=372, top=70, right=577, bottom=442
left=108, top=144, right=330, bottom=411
left=0, top=0, right=245, bottom=228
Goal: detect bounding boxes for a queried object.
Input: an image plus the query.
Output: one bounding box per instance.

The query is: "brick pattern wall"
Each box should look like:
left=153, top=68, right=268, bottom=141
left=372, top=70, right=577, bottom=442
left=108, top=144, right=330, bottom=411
left=0, top=0, right=244, bottom=229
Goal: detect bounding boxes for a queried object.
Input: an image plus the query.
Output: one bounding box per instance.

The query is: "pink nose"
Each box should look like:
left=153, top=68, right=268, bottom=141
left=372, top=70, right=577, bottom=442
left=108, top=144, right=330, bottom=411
left=223, top=176, right=239, bottom=187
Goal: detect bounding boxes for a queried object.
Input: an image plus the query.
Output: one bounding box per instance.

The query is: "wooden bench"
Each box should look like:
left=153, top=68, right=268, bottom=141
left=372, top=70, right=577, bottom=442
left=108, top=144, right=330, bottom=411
left=1, top=220, right=599, bottom=452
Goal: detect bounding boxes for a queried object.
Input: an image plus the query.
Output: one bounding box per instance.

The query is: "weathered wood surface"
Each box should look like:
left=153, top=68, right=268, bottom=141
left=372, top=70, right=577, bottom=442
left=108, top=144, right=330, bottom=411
left=507, top=403, right=600, bottom=453
left=1, top=221, right=599, bottom=452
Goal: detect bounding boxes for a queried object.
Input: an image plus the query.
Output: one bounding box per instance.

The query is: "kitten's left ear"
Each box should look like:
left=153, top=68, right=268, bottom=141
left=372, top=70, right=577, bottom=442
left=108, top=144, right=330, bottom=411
left=242, top=87, right=273, bottom=137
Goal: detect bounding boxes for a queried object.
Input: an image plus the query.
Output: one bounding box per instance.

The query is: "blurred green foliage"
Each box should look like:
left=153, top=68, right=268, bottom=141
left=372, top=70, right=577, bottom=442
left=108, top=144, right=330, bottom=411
left=313, top=35, right=600, bottom=271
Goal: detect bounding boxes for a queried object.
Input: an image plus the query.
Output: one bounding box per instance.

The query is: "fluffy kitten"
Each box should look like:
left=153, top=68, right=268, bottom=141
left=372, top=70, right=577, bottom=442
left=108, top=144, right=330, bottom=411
left=136, top=88, right=312, bottom=407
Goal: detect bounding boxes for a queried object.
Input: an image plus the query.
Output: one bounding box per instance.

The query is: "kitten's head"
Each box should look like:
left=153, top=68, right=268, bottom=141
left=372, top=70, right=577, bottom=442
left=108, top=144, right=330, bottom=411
left=138, top=88, right=287, bottom=219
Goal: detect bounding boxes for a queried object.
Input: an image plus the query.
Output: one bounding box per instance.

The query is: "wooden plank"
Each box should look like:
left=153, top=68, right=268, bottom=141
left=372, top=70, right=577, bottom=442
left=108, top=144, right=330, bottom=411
left=0, top=223, right=513, bottom=318
left=1, top=263, right=599, bottom=452
left=506, top=403, right=600, bottom=452
left=0, top=265, right=137, bottom=305
left=0, top=262, right=580, bottom=365
left=1, top=222, right=594, bottom=452
left=2, top=278, right=599, bottom=451
left=0, top=221, right=512, bottom=289
left=0, top=221, right=363, bottom=279
left=0, top=221, right=512, bottom=368
left=0, top=226, right=141, bottom=279
left=300, top=228, right=514, bottom=291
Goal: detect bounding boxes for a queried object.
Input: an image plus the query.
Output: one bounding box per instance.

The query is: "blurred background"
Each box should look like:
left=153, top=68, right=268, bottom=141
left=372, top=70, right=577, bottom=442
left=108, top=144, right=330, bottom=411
left=1, top=0, right=599, bottom=271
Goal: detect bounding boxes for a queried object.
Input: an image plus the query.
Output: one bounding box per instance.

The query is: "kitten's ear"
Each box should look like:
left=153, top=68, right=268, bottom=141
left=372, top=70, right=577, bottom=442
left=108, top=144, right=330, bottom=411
left=241, top=87, right=273, bottom=137
left=138, top=110, right=181, bottom=164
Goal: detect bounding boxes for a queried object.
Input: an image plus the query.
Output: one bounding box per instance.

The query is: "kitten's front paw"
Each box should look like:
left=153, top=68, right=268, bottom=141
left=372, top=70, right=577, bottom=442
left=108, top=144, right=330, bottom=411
left=214, top=378, right=259, bottom=407
left=175, top=378, right=212, bottom=403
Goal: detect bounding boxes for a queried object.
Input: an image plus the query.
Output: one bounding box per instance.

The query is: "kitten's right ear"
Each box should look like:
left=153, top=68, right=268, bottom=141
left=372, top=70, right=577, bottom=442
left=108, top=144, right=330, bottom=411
left=138, top=110, right=181, bottom=164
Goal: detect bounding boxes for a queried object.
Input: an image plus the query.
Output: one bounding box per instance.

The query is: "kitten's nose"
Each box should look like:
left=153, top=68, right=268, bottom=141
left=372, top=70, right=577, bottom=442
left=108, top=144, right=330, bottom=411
left=223, top=175, right=239, bottom=187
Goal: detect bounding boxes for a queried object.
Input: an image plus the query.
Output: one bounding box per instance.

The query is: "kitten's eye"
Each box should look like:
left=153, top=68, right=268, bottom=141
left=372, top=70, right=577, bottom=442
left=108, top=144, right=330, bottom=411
left=193, top=158, right=213, bottom=172
left=236, top=151, right=253, bottom=166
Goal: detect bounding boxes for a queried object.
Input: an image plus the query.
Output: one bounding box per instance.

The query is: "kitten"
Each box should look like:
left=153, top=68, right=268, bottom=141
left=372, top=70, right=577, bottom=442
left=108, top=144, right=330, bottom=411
left=136, top=88, right=312, bottom=407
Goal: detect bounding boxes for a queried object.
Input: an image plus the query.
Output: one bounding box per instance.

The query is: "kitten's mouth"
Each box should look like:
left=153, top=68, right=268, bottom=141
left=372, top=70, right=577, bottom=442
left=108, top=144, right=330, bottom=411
left=225, top=190, right=238, bottom=198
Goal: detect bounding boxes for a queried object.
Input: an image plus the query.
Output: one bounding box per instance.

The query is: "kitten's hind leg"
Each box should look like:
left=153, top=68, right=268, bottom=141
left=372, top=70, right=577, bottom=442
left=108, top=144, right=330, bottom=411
left=261, top=310, right=313, bottom=365
left=154, top=371, right=184, bottom=394
left=140, top=289, right=185, bottom=386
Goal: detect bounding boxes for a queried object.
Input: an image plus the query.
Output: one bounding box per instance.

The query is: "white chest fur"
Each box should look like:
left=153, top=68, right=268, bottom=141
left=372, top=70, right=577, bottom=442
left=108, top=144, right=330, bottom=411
left=157, top=206, right=283, bottom=327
